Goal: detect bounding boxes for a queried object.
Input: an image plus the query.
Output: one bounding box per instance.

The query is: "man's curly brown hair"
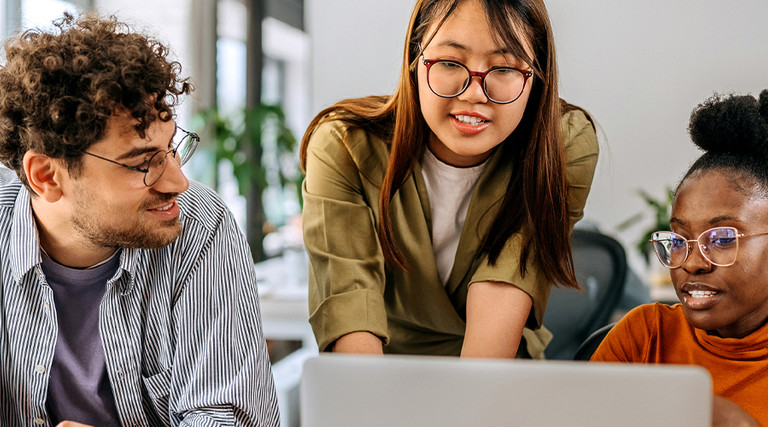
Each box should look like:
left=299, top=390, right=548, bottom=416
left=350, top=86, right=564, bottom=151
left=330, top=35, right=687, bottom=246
left=0, top=12, right=192, bottom=187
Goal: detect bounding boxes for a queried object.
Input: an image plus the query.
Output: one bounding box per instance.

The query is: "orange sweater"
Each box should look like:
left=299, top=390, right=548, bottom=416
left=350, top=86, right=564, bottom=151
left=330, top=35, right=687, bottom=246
left=592, top=303, right=768, bottom=425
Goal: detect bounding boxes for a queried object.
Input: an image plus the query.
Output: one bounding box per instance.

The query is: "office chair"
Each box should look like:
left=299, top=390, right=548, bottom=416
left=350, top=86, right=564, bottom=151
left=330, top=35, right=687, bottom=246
left=573, top=322, right=616, bottom=361
left=542, top=229, right=627, bottom=360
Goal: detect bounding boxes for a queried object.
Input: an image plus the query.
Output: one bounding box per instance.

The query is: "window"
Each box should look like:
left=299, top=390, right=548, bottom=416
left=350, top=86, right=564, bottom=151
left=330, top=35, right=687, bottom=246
left=2, top=0, right=92, bottom=41
left=22, top=0, right=85, bottom=29
left=213, top=0, right=309, bottom=234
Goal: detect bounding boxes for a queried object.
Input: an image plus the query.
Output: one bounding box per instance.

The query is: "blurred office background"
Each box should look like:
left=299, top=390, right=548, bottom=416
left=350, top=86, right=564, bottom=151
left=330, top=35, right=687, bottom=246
left=3, top=1, right=767, bottom=424
left=3, top=0, right=768, bottom=273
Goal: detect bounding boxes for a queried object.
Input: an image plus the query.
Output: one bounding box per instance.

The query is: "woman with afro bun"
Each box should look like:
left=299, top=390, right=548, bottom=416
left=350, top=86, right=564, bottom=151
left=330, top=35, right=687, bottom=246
left=592, top=90, right=768, bottom=426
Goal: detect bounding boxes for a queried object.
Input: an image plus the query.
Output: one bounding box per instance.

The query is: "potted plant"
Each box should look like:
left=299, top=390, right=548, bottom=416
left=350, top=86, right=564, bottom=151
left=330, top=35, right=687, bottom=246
left=616, top=187, right=674, bottom=286
left=194, top=104, right=299, bottom=262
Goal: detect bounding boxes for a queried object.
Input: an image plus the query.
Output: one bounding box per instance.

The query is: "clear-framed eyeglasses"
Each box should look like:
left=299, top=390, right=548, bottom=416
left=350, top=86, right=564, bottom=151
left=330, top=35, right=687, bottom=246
left=650, top=226, right=768, bottom=268
left=420, top=55, right=533, bottom=104
left=83, top=125, right=199, bottom=187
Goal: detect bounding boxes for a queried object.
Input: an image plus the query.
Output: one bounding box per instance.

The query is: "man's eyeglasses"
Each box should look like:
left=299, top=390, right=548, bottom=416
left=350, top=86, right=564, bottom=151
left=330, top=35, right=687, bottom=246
left=83, top=125, right=199, bottom=187
left=650, top=226, right=768, bottom=268
left=420, top=55, right=533, bottom=104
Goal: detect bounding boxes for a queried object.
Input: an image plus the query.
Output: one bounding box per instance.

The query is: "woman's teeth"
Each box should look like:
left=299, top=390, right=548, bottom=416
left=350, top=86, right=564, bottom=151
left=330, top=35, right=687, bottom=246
left=688, top=290, right=716, bottom=298
left=454, top=115, right=487, bottom=125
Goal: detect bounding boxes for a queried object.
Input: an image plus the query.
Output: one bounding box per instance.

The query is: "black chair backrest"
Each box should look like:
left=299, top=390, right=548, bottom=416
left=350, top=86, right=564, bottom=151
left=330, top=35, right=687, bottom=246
left=542, top=229, right=627, bottom=360
left=573, top=322, right=616, bottom=361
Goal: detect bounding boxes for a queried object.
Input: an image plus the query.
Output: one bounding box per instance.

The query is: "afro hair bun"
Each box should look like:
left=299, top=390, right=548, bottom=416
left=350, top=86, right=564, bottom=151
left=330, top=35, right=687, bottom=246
left=688, top=90, right=768, bottom=156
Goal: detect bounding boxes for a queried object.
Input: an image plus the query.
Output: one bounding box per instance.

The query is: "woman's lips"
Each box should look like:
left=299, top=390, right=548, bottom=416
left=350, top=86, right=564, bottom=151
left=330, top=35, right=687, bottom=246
left=679, top=282, right=721, bottom=310
left=450, top=112, right=490, bottom=135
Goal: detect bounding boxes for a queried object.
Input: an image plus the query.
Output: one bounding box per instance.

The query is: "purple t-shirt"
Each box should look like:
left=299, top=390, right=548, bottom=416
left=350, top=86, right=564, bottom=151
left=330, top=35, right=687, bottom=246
left=41, top=251, right=122, bottom=426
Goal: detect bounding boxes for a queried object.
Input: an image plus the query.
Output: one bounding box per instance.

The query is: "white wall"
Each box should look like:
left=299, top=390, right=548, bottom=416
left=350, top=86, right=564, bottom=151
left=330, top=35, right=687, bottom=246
left=306, top=0, right=768, bottom=269
left=548, top=0, right=768, bottom=231
left=306, top=0, right=414, bottom=112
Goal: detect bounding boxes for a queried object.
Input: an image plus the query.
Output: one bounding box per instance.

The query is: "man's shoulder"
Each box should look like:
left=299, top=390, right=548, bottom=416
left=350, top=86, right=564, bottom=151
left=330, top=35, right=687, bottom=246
left=177, top=181, right=232, bottom=231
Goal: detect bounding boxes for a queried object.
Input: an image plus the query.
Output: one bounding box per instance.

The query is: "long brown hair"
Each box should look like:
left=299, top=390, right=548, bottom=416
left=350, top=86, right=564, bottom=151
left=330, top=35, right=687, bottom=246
left=300, top=0, right=579, bottom=289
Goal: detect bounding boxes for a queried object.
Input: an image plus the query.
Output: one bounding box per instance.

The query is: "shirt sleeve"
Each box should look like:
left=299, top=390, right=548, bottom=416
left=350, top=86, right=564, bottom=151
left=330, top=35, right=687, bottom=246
left=171, top=206, right=280, bottom=426
left=469, top=109, right=600, bottom=329
left=302, top=120, right=389, bottom=352
left=562, top=109, right=600, bottom=227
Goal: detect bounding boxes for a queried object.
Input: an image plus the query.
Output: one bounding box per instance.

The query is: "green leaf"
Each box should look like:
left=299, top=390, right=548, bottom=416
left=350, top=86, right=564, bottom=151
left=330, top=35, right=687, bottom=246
left=616, top=186, right=675, bottom=263
left=193, top=104, right=299, bottom=201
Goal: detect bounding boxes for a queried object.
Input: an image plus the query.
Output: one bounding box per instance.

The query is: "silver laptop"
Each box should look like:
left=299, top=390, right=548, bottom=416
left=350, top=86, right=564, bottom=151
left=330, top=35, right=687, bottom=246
left=300, top=354, right=711, bottom=427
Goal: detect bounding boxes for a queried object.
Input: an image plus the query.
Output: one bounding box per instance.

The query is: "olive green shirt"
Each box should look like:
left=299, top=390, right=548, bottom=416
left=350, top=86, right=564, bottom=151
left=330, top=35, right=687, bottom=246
left=302, top=109, right=599, bottom=358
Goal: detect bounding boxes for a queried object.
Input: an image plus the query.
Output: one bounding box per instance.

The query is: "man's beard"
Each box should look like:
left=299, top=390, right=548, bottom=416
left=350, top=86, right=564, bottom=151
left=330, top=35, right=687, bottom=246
left=70, top=190, right=183, bottom=250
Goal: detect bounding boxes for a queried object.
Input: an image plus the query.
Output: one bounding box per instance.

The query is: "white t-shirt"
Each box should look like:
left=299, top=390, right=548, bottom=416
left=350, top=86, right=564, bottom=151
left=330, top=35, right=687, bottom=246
left=421, top=148, right=489, bottom=286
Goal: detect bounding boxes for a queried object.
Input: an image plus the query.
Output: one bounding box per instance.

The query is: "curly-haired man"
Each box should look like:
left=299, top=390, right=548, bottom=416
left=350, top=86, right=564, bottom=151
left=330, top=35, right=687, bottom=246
left=0, top=13, right=279, bottom=426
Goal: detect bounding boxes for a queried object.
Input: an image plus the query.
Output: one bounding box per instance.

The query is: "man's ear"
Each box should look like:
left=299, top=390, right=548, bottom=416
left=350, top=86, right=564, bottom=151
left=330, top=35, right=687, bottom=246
left=22, top=150, right=66, bottom=203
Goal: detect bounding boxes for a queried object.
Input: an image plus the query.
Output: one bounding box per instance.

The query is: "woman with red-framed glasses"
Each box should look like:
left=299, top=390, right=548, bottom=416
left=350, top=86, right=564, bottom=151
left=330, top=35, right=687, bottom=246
left=300, top=0, right=599, bottom=360
left=592, top=90, right=768, bottom=426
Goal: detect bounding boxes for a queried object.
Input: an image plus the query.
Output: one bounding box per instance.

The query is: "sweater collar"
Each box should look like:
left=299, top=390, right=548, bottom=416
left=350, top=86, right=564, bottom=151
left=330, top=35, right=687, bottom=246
left=695, top=320, right=768, bottom=360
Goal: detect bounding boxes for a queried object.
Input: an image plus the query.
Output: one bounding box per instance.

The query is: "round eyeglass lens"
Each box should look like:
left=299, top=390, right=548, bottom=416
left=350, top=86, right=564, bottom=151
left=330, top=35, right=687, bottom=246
left=144, top=151, right=169, bottom=186
left=428, top=61, right=468, bottom=97
left=175, top=136, right=193, bottom=165
left=484, top=68, right=526, bottom=103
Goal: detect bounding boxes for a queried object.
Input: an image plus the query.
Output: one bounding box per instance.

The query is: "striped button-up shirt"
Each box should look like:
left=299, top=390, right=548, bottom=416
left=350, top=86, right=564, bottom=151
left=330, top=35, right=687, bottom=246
left=0, top=171, right=280, bottom=426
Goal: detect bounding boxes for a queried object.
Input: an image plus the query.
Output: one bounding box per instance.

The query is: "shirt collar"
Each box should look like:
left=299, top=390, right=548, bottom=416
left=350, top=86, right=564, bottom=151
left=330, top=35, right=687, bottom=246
left=116, top=247, right=139, bottom=294
left=9, top=184, right=140, bottom=293
left=9, top=186, right=43, bottom=285
left=695, top=319, right=768, bottom=359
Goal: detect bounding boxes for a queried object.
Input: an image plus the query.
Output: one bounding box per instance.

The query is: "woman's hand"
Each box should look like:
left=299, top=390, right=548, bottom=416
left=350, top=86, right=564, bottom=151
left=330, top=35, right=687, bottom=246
left=56, top=422, right=94, bottom=427
left=332, top=331, right=384, bottom=354
left=461, top=281, right=532, bottom=358
left=712, top=395, right=759, bottom=427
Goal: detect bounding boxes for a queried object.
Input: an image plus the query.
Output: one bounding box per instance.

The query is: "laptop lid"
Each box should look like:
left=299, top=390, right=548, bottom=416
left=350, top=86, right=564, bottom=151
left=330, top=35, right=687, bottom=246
left=300, top=354, right=711, bottom=427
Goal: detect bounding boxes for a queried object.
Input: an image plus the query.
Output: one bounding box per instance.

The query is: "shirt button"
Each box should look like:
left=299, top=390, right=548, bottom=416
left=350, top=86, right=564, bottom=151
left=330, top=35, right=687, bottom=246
left=34, top=418, right=45, bottom=425
left=34, top=365, right=46, bottom=374
left=44, top=302, right=50, bottom=311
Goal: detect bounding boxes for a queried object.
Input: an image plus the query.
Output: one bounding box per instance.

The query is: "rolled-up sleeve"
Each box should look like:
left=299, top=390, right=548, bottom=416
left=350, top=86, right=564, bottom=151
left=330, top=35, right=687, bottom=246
left=302, top=121, right=389, bottom=351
